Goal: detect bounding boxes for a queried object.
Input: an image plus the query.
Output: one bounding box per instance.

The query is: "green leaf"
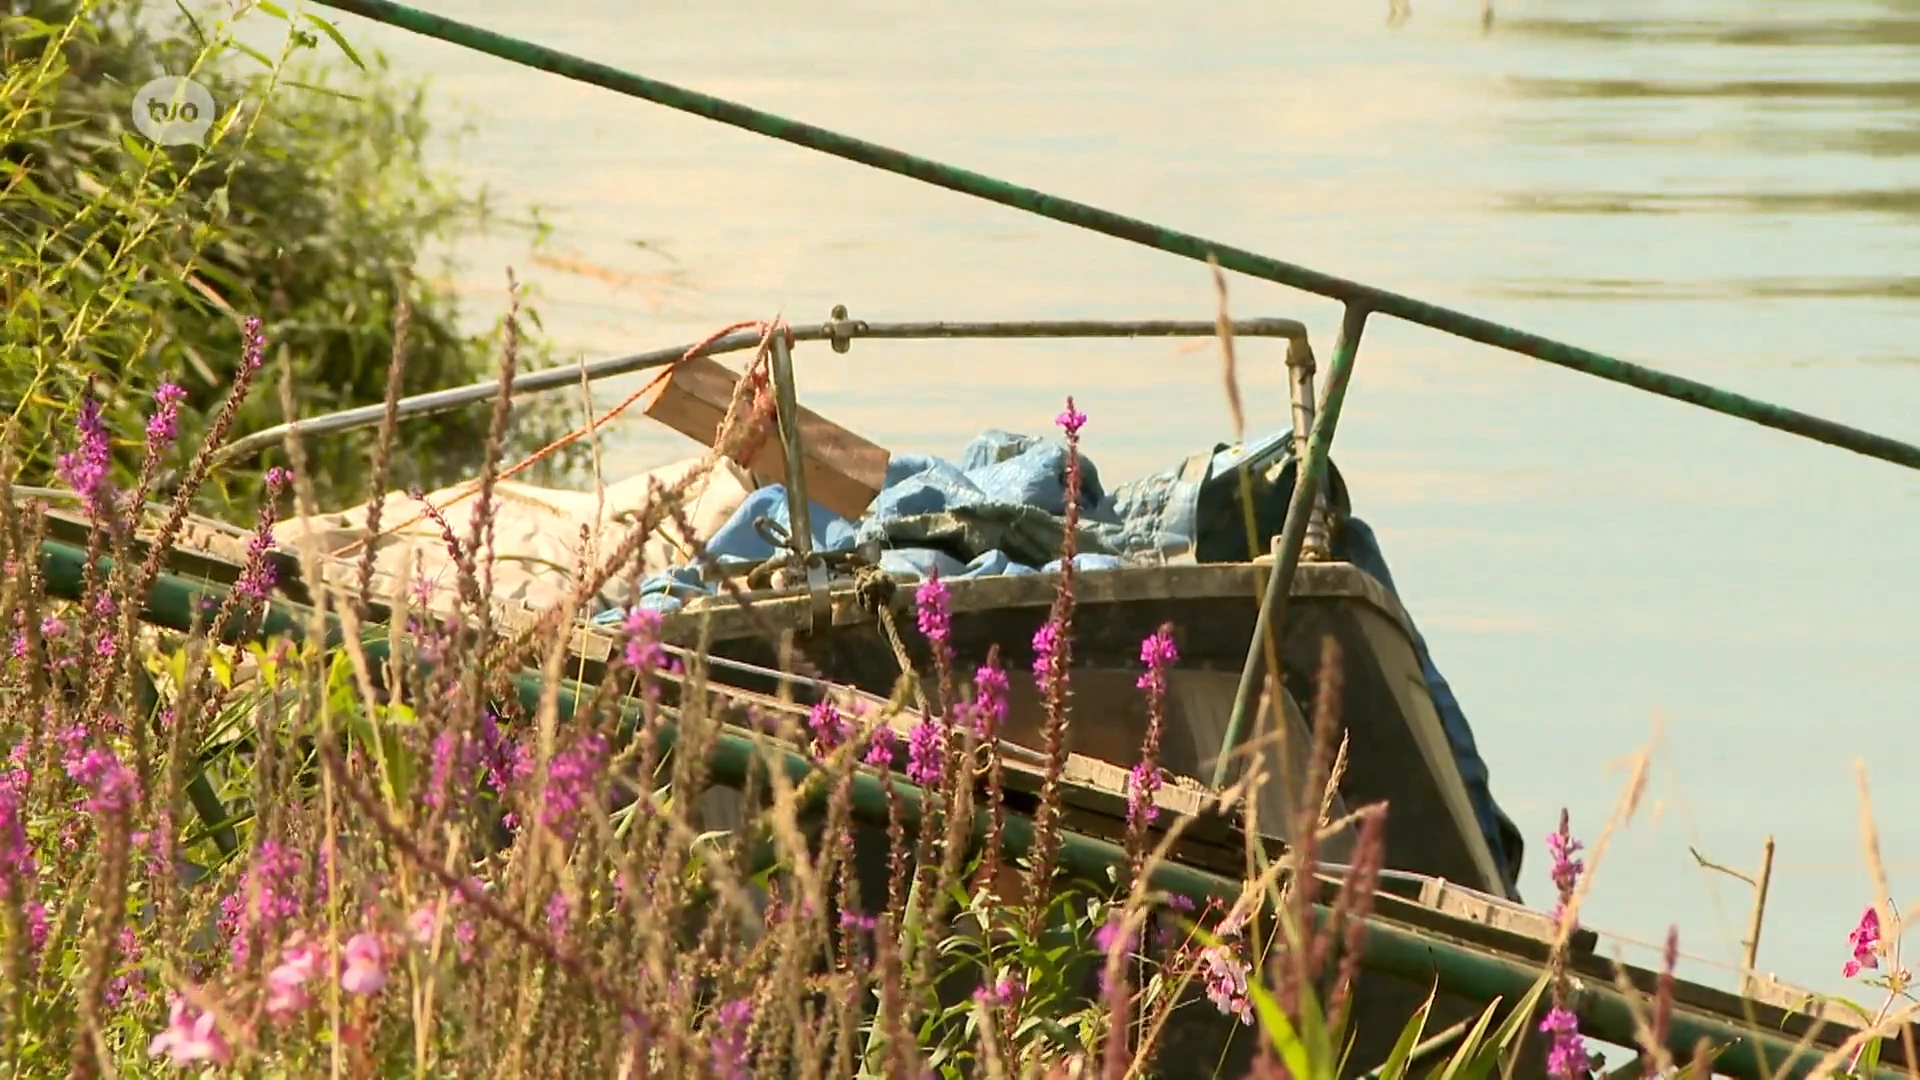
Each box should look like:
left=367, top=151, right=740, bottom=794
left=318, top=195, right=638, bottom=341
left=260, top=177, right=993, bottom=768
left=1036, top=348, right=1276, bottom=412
left=282, top=79, right=366, bottom=104
left=224, top=38, right=278, bottom=67
left=301, top=13, right=366, bottom=70
left=1468, top=968, right=1553, bottom=1080
left=1427, top=996, right=1502, bottom=1080
left=119, top=133, right=153, bottom=166
left=1374, top=981, right=1437, bottom=1080
left=1861, top=1034, right=1884, bottom=1078
left=1247, top=977, right=1318, bottom=1080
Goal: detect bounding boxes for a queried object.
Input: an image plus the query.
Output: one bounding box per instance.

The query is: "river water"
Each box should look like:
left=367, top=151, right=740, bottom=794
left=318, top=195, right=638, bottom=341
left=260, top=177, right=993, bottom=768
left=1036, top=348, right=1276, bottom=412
left=321, top=0, right=1920, bottom=1004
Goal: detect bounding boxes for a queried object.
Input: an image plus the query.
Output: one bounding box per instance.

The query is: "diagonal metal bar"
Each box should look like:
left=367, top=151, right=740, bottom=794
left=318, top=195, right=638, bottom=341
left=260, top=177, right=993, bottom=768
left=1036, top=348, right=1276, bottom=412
left=311, top=0, right=1920, bottom=473
left=1215, top=305, right=1369, bottom=789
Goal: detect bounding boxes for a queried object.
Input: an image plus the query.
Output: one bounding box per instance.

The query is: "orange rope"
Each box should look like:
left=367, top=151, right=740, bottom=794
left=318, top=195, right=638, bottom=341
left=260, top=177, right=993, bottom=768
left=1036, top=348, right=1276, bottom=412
left=327, top=319, right=782, bottom=561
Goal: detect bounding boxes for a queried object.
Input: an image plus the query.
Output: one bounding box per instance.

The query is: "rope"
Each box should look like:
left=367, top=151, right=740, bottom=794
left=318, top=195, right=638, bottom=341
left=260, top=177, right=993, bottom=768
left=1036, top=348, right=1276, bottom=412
left=853, top=563, right=932, bottom=721
left=325, top=319, right=782, bottom=563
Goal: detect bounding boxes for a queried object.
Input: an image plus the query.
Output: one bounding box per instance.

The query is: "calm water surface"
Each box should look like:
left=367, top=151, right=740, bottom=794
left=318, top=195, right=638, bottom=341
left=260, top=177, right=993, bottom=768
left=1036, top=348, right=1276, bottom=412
left=323, top=0, right=1920, bottom=1000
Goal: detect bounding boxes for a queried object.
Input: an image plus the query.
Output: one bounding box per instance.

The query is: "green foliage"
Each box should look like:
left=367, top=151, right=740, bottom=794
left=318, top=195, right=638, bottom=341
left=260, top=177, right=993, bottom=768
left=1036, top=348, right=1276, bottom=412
left=0, top=0, right=577, bottom=517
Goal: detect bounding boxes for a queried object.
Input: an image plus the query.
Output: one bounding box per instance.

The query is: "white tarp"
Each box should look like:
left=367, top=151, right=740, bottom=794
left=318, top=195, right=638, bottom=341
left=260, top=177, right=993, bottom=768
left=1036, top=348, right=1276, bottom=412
left=270, top=456, right=757, bottom=616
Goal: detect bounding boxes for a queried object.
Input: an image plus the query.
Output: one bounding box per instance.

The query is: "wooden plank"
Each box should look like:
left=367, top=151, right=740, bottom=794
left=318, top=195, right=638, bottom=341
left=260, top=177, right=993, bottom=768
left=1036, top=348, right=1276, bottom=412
left=638, top=354, right=890, bottom=520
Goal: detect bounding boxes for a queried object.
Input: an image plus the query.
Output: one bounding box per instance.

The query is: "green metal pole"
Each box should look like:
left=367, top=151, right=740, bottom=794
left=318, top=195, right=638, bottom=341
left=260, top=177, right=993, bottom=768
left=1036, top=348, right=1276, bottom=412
left=1213, top=305, right=1368, bottom=789
left=308, top=0, right=1920, bottom=474
left=35, top=535, right=1894, bottom=1080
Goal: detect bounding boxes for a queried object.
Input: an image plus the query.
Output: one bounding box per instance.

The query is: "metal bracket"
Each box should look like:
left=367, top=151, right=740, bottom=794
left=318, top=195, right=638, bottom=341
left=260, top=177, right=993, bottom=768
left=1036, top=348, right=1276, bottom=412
left=767, top=331, right=832, bottom=631
left=824, top=303, right=868, bottom=354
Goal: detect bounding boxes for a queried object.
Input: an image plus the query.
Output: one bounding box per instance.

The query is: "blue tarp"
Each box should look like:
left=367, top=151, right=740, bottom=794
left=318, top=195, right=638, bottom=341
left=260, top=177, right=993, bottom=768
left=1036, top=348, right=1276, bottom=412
left=601, top=429, right=1524, bottom=890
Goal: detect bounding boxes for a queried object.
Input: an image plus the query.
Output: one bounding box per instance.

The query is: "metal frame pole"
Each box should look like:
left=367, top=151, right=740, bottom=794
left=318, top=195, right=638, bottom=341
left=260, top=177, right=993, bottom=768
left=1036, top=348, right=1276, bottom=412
left=1212, top=305, right=1369, bottom=788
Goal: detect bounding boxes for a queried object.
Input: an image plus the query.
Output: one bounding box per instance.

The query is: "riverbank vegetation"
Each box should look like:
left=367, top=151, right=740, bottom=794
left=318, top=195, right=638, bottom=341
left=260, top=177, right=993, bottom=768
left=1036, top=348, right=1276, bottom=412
left=1, top=0, right=577, bottom=516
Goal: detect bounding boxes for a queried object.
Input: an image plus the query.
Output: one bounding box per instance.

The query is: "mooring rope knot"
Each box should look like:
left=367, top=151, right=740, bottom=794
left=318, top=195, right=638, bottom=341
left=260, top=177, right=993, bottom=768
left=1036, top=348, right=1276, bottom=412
left=851, top=563, right=896, bottom=614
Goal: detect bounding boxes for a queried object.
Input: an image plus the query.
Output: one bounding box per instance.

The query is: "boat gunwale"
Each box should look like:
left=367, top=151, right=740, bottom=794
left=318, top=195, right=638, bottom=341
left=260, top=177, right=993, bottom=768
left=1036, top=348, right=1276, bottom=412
left=655, top=558, right=1420, bottom=651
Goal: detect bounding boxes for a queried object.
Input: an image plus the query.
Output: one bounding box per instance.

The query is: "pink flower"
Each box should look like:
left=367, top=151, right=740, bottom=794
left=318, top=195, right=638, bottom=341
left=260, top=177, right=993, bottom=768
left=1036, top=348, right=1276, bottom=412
left=914, top=572, right=952, bottom=649
left=807, top=698, right=849, bottom=755
left=408, top=903, right=438, bottom=946
left=148, top=996, right=232, bottom=1067
left=906, top=718, right=944, bottom=787
left=340, top=932, right=389, bottom=994
left=265, top=936, right=321, bottom=1018
left=1845, top=906, right=1883, bottom=978
left=1056, top=397, right=1087, bottom=437
left=864, top=727, right=897, bottom=770
left=1200, top=943, right=1253, bottom=1025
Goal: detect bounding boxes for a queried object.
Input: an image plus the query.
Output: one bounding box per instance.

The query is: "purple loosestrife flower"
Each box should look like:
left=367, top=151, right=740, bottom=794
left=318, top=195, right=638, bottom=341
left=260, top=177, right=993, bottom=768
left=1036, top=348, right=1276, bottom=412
left=218, top=840, right=305, bottom=965
left=242, top=316, right=266, bottom=371
left=1031, top=618, right=1063, bottom=690
left=59, top=391, right=114, bottom=518
left=1128, top=625, right=1179, bottom=833
left=622, top=607, right=678, bottom=675
left=23, top=902, right=47, bottom=953
left=0, top=777, right=37, bottom=900
left=478, top=709, right=528, bottom=794
left=711, top=998, right=753, bottom=1080
left=906, top=719, right=944, bottom=787
left=66, top=747, right=138, bottom=816
left=425, top=729, right=480, bottom=811
left=1846, top=907, right=1884, bottom=978
left=1127, top=761, right=1162, bottom=829
left=105, top=925, right=146, bottom=1007
left=1056, top=398, right=1087, bottom=437
left=865, top=726, right=898, bottom=770
left=973, top=973, right=1023, bottom=1007
left=541, top=733, right=607, bottom=842
left=1093, top=914, right=1136, bottom=994
left=1136, top=625, right=1178, bottom=695
left=1539, top=1004, right=1599, bottom=1079
left=1546, top=810, right=1585, bottom=927
left=545, top=891, right=573, bottom=942
left=971, top=659, right=1009, bottom=737
left=233, top=467, right=292, bottom=605
left=146, top=382, right=188, bottom=453
left=808, top=698, right=849, bottom=755
left=915, top=572, right=952, bottom=650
